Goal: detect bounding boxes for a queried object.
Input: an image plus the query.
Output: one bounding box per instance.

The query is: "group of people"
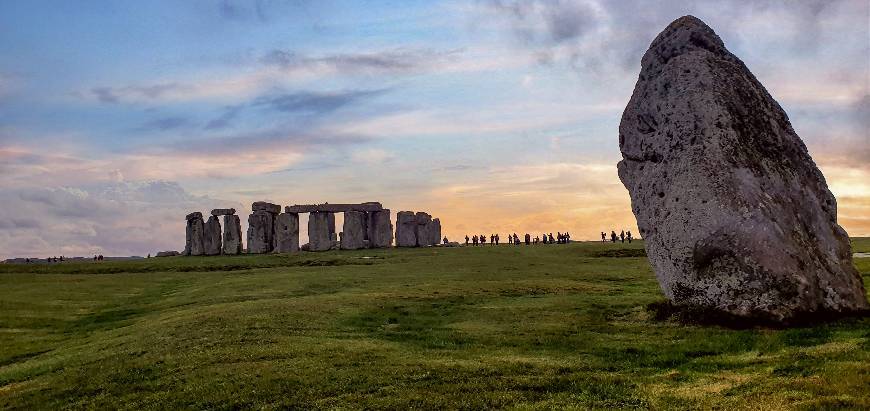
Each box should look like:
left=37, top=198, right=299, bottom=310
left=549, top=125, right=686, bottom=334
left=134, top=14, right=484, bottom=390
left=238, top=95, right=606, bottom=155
left=602, top=230, right=633, bottom=243
left=464, top=232, right=571, bottom=246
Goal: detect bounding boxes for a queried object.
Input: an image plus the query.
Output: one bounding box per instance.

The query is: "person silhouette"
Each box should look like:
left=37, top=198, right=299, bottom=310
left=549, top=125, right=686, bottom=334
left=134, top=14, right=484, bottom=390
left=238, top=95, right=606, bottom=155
left=601, top=231, right=606, bottom=242
left=611, top=231, right=617, bottom=243
left=472, top=235, right=478, bottom=246
left=620, top=230, right=625, bottom=243
left=465, top=235, right=469, bottom=246
left=524, top=233, right=530, bottom=245
left=626, top=231, right=633, bottom=243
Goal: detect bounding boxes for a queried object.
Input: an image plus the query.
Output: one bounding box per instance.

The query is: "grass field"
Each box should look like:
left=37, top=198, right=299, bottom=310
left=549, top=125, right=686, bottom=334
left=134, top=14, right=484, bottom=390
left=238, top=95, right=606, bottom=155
left=1, top=239, right=868, bottom=409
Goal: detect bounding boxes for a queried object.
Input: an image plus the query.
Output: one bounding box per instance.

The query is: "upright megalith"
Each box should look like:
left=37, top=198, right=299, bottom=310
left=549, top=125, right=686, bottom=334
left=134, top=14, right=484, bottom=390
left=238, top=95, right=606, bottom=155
left=247, top=201, right=280, bottom=254
left=275, top=213, right=300, bottom=253
left=415, top=212, right=433, bottom=247
left=395, top=211, right=417, bottom=247
left=308, top=212, right=333, bottom=251
left=617, top=16, right=869, bottom=323
left=341, top=211, right=367, bottom=250
left=203, top=215, right=222, bottom=256
left=366, top=209, right=393, bottom=248
left=184, top=212, right=205, bottom=256
left=222, top=214, right=243, bottom=255
left=430, top=218, right=442, bottom=245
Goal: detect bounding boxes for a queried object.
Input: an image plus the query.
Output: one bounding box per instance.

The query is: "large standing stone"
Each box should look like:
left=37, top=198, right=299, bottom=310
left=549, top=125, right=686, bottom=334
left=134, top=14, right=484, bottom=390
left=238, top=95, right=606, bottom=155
left=203, top=215, right=222, bottom=256
left=308, top=212, right=333, bottom=251
left=415, top=212, right=432, bottom=247
left=341, top=211, right=366, bottom=250
left=367, top=209, right=393, bottom=248
left=617, top=16, right=869, bottom=323
left=430, top=218, right=442, bottom=245
left=275, top=213, right=300, bottom=253
left=222, top=214, right=243, bottom=255
left=395, top=211, right=417, bottom=247
left=327, top=212, right=337, bottom=242
left=184, top=212, right=204, bottom=256
left=247, top=211, right=275, bottom=254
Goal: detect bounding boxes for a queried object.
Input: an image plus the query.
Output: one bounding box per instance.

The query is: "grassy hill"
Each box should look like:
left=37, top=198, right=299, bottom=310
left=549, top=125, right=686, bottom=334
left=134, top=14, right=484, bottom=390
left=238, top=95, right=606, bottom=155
left=1, top=240, right=868, bottom=409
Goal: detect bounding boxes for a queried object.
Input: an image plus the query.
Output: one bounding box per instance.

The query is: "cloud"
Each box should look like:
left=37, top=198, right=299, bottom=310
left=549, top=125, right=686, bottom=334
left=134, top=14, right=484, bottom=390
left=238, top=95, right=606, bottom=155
left=252, top=88, right=389, bottom=114
left=0, top=180, right=241, bottom=259
left=259, top=48, right=461, bottom=75
left=138, top=116, right=193, bottom=131
left=219, top=0, right=268, bottom=22
left=204, top=105, right=244, bottom=130
left=479, top=0, right=865, bottom=75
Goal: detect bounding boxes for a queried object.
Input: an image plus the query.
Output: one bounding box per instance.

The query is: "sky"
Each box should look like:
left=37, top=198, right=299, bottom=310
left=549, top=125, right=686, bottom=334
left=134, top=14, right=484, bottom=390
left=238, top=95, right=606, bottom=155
left=0, top=0, right=867, bottom=259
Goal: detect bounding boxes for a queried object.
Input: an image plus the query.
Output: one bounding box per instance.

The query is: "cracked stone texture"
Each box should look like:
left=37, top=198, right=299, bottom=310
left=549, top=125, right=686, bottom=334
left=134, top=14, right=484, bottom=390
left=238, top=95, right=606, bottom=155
left=395, top=211, right=417, bottom=247
left=367, top=209, right=393, bottom=248
left=617, top=16, right=868, bottom=323
left=203, top=215, right=222, bottom=256
left=246, top=211, right=275, bottom=254
left=222, top=214, right=243, bottom=255
left=415, top=212, right=433, bottom=247
left=184, top=214, right=204, bottom=256
left=308, top=212, right=333, bottom=251
left=275, top=213, right=300, bottom=253
left=341, top=211, right=366, bottom=250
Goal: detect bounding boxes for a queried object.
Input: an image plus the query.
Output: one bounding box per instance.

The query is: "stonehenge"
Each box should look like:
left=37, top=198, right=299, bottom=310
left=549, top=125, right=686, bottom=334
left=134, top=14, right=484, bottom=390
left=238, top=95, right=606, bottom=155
left=183, top=202, right=440, bottom=255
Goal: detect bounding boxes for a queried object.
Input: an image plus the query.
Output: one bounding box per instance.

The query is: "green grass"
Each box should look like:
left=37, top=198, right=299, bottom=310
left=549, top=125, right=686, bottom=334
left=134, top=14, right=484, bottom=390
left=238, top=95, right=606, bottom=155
left=0, top=240, right=868, bottom=409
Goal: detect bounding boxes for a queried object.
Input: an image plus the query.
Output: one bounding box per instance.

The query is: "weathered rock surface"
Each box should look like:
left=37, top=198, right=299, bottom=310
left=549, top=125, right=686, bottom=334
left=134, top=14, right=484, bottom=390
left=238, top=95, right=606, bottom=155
left=252, top=201, right=281, bottom=214
left=308, top=212, right=333, bottom=251
left=156, top=250, right=180, bottom=257
left=415, top=212, right=432, bottom=247
left=247, top=211, right=275, bottom=254
left=203, top=215, right=222, bottom=256
left=275, top=213, right=300, bottom=253
left=430, top=218, right=442, bottom=245
left=617, top=16, right=869, bottom=323
left=341, top=211, right=367, bottom=250
left=184, top=213, right=204, bottom=256
left=367, top=209, right=393, bottom=248
left=211, top=208, right=236, bottom=216
left=327, top=213, right=337, bottom=242
left=395, top=211, right=417, bottom=247
left=222, top=215, right=243, bottom=255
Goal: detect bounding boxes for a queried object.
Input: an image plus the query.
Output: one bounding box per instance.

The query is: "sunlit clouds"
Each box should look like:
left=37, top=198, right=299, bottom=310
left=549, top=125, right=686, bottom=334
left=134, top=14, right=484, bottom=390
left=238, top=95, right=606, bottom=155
left=0, top=0, right=867, bottom=258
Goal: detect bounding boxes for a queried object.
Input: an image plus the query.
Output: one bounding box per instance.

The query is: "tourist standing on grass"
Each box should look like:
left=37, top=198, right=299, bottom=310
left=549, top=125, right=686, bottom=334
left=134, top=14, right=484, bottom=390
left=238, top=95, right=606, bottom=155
left=548, top=233, right=554, bottom=244
left=601, top=231, right=606, bottom=242
left=495, top=234, right=500, bottom=245
left=626, top=231, right=633, bottom=243
left=480, top=235, right=486, bottom=246
left=465, top=235, right=469, bottom=246
left=620, top=230, right=625, bottom=243
left=611, top=231, right=618, bottom=242
left=565, top=232, right=570, bottom=243
left=525, top=233, right=531, bottom=245
left=472, top=235, right=478, bottom=246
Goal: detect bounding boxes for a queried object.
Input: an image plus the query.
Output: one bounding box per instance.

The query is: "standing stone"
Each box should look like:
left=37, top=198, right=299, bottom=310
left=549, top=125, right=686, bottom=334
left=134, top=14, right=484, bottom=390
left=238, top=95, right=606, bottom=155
left=247, top=212, right=275, bottom=254
left=222, top=214, right=243, bottom=255
left=184, top=212, right=205, bottom=256
left=203, top=215, right=222, bottom=256
left=275, top=213, right=300, bottom=253
left=395, top=211, right=417, bottom=247
left=327, top=212, right=337, bottom=242
left=341, top=211, right=366, bottom=250
left=247, top=202, right=280, bottom=254
left=430, top=218, right=442, bottom=245
left=415, top=212, right=432, bottom=247
left=367, top=209, right=393, bottom=248
left=309, top=212, right=333, bottom=251
left=617, top=16, right=869, bottom=323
